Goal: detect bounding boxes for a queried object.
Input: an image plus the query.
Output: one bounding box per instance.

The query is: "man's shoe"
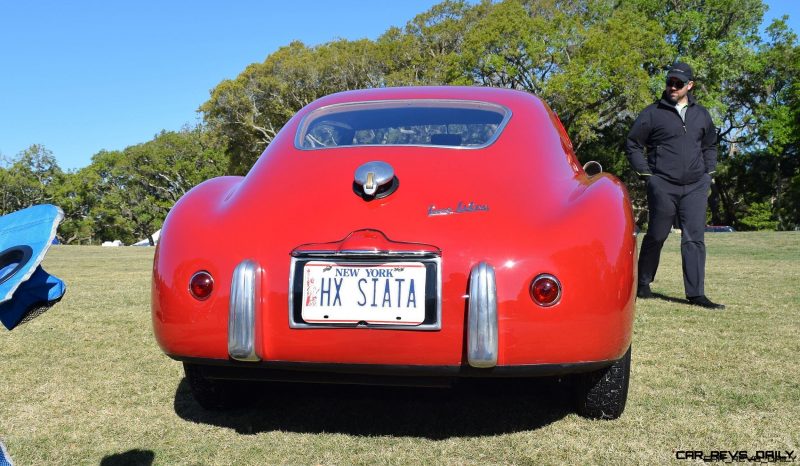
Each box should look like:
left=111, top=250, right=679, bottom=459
left=687, top=295, right=725, bottom=310
left=637, top=284, right=654, bottom=299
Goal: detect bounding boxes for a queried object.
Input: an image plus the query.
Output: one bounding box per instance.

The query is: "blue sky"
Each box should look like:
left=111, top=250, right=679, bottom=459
left=1, top=0, right=797, bottom=171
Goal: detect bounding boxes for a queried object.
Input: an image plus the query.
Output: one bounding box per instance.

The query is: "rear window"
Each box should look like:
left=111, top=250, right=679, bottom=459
left=296, top=100, right=511, bottom=149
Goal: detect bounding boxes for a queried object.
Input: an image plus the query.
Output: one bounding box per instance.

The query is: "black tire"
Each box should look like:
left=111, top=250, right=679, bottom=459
left=575, top=346, right=631, bottom=420
left=183, top=363, right=250, bottom=410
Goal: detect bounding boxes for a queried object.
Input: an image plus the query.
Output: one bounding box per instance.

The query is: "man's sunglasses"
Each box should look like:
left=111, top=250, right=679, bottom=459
left=666, top=78, right=686, bottom=89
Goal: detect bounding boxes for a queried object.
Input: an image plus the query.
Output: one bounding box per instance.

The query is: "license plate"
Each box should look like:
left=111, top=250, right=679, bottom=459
left=301, top=261, right=427, bottom=325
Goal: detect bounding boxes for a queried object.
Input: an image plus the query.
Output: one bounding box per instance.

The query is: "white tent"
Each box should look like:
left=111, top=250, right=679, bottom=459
left=132, top=229, right=161, bottom=247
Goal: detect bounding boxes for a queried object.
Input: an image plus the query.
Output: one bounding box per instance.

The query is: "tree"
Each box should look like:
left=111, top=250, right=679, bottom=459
left=379, top=0, right=488, bottom=86
left=713, top=18, right=799, bottom=229
left=0, top=145, right=62, bottom=215
left=749, top=19, right=799, bottom=229
left=51, top=127, right=228, bottom=244
left=51, top=169, right=99, bottom=244
left=118, top=127, right=228, bottom=243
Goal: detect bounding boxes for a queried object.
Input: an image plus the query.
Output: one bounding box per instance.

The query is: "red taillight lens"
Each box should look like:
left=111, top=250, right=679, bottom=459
left=530, top=274, right=561, bottom=307
left=189, top=271, right=214, bottom=300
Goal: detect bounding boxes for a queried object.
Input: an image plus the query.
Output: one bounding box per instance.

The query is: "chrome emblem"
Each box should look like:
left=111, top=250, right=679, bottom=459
left=428, top=201, right=490, bottom=216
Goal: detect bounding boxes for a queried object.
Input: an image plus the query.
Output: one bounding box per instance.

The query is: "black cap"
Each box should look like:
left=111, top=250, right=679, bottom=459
left=667, top=62, right=694, bottom=82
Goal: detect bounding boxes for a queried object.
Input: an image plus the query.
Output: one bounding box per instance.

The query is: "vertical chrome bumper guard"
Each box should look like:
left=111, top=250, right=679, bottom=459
left=468, top=262, right=498, bottom=368
left=228, top=259, right=261, bottom=361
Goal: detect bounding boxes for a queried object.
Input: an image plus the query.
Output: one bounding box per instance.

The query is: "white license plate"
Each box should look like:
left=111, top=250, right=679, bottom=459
left=301, top=261, right=427, bottom=325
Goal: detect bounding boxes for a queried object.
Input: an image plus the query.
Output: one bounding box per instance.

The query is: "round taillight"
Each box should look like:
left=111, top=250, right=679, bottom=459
left=530, top=274, right=561, bottom=307
left=189, top=271, right=214, bottom=300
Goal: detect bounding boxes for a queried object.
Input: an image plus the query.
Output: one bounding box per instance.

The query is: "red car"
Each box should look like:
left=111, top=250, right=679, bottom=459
left=152, top=86, right=637, bottom=419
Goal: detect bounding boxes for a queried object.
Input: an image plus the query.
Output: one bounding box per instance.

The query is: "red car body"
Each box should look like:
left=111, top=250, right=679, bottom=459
left=152, top=86, right=637, bottom=418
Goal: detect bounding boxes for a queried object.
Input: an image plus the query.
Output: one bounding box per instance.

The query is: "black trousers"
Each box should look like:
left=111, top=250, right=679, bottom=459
left=638, top=174, right=711, bottom=298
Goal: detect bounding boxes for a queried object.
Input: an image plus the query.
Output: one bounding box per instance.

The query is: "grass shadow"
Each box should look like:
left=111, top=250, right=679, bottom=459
left=173, top=377, right=573, bottom=439
left=650, top=292, right=690, bottom=305
left=100, top=449, right=155, bottom=466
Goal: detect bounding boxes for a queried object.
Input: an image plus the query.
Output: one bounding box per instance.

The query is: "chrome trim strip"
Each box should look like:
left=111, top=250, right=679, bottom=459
left=468, top=262, right=498, bottom=368
left=228, top=260, right=260, bottom=361
left=294, top=99, right=513, bottom=151
left=288, top=256, right=442, bottom=331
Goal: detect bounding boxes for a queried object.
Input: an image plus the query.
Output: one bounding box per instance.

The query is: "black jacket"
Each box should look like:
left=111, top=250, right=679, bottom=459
left=626, top=92, right=718, bottom=185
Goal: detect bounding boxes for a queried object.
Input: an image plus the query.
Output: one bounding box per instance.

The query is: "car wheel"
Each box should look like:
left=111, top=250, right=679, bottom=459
left=183, top=363, right=250, bottom=410
left=575, top=345, right=631, bottom=420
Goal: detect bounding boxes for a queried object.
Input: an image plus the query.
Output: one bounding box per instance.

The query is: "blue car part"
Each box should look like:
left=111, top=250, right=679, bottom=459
left=0, top=204, right=66, bottom=330
left=0, top=438, right=12, bottom=466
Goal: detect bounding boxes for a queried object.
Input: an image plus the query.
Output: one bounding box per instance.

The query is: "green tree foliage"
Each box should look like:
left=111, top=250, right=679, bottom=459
left=0, top=145, right=62, bottom=215
left=116, top=128, right=228, bottom=243
left=47, top=128, right=228, bottom=244
left=710, top=18, right=799, bottom=229
left=73, top=150, right=133, bottom=244
left=458, top=0, right=553, bottom=92
left=50, top=168, right=100, bottom=244
left=542, top=4, right=672, bottom=148
left=739, top=200, right=779, bottom=230
left=381, top=0, right=489, bottom=86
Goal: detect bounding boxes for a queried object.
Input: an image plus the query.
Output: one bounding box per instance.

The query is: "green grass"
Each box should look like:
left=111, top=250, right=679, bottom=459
left=1, top=233, right=798, bottom=465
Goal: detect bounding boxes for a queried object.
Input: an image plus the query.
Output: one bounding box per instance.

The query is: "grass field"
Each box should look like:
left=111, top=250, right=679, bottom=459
left=1, top=232, right=798, bottom=465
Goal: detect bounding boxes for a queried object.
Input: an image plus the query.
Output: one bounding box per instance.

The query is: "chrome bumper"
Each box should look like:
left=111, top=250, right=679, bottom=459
left=228, top=260, right=260, bottom=361
left=468, top=262, right=498, bottom=368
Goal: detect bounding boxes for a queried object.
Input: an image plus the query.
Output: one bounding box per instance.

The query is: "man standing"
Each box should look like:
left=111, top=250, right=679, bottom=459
left=626, top=61, right=725, bottom=309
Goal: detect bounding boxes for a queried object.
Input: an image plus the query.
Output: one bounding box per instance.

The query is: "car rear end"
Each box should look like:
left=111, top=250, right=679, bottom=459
left=152, top=87, right=636, bottom=417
